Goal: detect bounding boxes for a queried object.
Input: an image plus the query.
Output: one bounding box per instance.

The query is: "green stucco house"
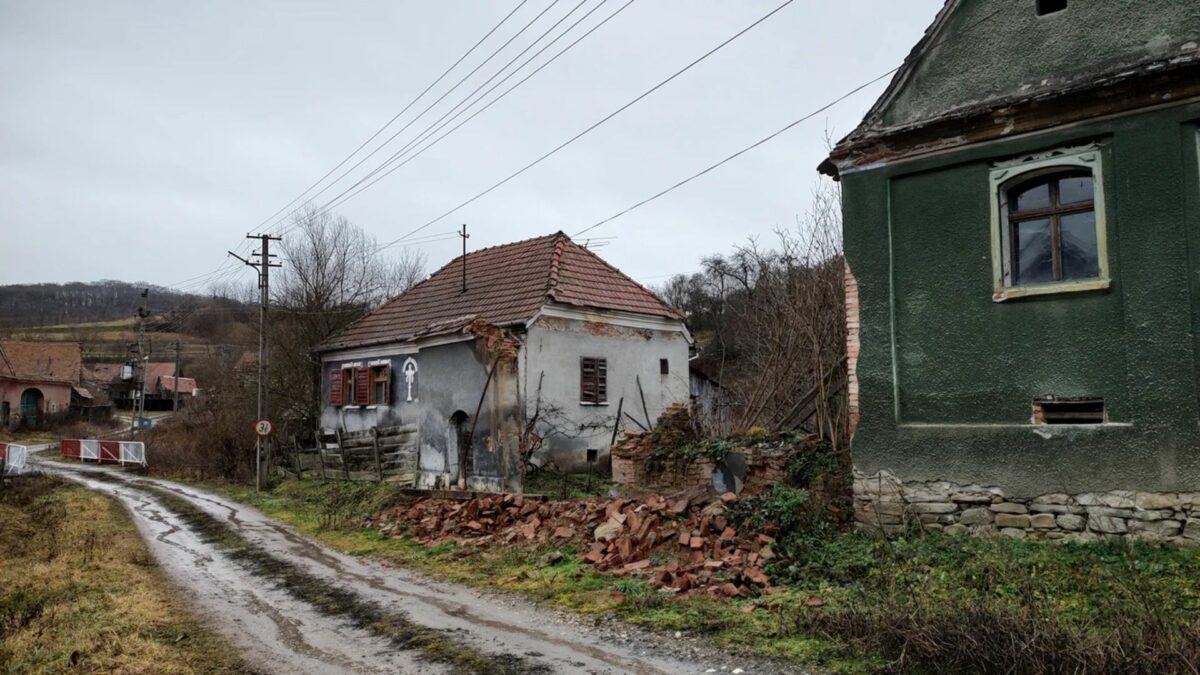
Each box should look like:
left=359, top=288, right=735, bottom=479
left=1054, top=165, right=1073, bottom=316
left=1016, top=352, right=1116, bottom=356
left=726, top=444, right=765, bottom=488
left=821, top=0, right=1200, bottom=541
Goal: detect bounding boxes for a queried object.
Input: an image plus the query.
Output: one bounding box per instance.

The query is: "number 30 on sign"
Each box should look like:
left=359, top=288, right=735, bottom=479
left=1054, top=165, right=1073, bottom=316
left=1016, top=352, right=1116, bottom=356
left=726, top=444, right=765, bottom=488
left=254, top=419, right=273, bottom=437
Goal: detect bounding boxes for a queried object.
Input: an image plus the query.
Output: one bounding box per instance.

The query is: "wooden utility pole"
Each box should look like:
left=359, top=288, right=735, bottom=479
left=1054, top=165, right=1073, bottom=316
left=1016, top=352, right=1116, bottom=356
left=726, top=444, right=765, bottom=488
left=229, top=234, right=282, bottom=491
left=172, top=341, right=181, bottom=412
left=131, top=289, right=149, bottom=436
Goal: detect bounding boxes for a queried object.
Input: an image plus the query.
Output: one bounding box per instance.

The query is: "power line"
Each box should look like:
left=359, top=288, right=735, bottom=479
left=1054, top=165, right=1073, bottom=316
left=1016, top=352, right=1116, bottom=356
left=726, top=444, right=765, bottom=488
left=368, top=0, right=797, bottom=254
left=165, top=0, right=536, bottom=292
left=264, top=0, right=572, bottom=240
left=249, top=0, right=534, bottom=236
left=325, top=0, right=637, bottom=215
left=572, top=4, right=1008, bottom=237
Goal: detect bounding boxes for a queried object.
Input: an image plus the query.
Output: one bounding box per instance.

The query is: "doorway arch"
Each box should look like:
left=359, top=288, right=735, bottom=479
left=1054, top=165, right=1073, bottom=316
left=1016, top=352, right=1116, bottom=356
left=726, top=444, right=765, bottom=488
left=19, top=388, right=44, bottom=428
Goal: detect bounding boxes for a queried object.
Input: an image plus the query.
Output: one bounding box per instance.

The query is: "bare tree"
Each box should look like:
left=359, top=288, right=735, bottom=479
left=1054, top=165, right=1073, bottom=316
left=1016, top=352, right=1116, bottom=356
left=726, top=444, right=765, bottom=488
left=269, top=206, right=427, bottom=427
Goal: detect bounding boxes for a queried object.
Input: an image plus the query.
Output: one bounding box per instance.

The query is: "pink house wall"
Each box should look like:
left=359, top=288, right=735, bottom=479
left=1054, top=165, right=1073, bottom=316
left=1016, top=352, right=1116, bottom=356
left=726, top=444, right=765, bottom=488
left=0, top=379, right=73, bottom=422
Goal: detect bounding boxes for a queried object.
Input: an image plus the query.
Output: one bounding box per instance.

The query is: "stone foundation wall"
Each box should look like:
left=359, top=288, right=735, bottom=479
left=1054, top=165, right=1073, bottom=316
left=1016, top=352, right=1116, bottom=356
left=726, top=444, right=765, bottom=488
left=855, top=470, right=1200, bottom=544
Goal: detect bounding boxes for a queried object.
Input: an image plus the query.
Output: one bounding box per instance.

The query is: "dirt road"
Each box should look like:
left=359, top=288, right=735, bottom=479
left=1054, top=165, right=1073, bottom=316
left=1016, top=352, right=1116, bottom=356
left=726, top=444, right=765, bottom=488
left=33, top=458, right=776, bottom=675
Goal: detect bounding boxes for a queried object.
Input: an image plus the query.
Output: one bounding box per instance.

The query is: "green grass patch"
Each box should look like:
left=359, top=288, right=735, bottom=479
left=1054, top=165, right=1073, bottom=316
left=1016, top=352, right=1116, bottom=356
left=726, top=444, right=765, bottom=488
left=193, top=478, right=1200, bottom=674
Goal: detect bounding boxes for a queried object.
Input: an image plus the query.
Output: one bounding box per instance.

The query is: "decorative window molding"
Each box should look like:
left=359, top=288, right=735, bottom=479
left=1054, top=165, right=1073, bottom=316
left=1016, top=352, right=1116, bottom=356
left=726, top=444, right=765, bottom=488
left=989, top=144, right=1111, bottom=301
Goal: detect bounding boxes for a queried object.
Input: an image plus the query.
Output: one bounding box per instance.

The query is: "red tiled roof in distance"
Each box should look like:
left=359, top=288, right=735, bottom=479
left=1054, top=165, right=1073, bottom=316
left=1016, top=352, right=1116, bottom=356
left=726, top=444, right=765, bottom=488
left=322, top=232, right=681, bottom=351
left=0, top=341, right=82, bottom=384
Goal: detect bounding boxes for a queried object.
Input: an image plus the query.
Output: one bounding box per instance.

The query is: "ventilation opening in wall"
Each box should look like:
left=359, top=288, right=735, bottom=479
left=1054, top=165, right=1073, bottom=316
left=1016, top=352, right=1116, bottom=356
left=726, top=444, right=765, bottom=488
left=1037, top=0, right=1067, bottom=16
left=1033, top=397, right=1105, bottom=424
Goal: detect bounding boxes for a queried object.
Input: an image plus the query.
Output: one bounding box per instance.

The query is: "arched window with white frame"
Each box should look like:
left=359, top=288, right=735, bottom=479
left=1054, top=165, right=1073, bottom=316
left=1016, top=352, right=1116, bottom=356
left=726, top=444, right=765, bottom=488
left=989, top=145, right=1110, bottom=301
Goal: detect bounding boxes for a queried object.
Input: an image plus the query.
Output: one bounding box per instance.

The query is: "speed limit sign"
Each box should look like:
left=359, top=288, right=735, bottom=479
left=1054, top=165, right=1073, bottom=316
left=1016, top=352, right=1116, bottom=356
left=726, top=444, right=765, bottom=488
left=254, top=419, right=273, bottom=437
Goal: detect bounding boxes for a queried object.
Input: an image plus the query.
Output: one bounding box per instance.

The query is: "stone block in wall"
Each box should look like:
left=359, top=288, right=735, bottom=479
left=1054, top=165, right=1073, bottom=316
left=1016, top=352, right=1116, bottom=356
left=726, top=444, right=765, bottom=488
left=1029, top=513, right=1056, bottom=529
left=1085, top=506, right=1134, bottom=519
left=1034, top=493, right=1071, bottom=505
left=908, top=502, right=957, bottom=514
left=1056, top=514, right=1085, bottom=531
left=989, top=502, right=1028, bottom=514
left=944, top=524, right=967, bottom=536
left=1029, top=502, right=1084, bottom=515
left=959, top=507, right=993, bottom=526
left=1129, top=509, right=1175, bottom=521
left=902, top=483, right=955, bottom=503
left=1088, top=515, right=1128, bottom=534
left=950, top=492, right=994, bottom=504
left=1128, top=519, right=1182, bottom=539
left=995, top=513, right=1030, bottom=529
left=1184, top=519, right=1200, bottom=541
left=1000, top=527, right=1026, bottom=538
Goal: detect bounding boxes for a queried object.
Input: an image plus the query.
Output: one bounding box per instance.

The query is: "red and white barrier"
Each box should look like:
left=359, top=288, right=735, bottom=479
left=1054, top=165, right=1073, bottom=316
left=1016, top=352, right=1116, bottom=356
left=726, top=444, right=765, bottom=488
left=0, top=442, right=28, bottom=475
left=61, top=439, right=146, bottom=467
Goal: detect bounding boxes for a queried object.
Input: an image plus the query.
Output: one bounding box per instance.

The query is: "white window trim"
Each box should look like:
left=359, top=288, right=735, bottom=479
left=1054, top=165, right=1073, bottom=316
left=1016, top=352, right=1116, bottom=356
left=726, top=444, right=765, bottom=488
left=988, top=144, right=1111, bottom=302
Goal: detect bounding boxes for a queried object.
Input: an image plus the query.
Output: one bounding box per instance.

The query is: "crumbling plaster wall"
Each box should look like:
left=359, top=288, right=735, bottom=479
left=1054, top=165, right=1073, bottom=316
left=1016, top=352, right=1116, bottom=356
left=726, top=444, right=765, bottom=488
left=522, top=313, right=690, bottom=472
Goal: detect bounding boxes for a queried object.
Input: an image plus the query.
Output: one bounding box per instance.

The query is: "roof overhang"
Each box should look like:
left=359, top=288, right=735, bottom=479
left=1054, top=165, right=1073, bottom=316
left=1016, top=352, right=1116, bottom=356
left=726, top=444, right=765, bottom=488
left=821, top=55, right=1200, bottom=178
left=529, top=302, right=693, bottom=346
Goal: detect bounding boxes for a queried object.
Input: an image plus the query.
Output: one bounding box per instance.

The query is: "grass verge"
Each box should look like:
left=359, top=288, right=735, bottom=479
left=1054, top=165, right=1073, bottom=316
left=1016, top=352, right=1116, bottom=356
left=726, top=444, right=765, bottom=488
left=136, top=482, right=545, bottom=675
left=0, top=475, right=249, bottom=674
left=203, top=479, right=1200, bottom=674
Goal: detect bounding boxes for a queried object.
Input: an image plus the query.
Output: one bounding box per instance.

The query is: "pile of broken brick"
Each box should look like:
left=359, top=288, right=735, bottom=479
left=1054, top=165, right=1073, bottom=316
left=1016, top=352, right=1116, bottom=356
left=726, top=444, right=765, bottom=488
left=366, top=490, right=783, bottom=598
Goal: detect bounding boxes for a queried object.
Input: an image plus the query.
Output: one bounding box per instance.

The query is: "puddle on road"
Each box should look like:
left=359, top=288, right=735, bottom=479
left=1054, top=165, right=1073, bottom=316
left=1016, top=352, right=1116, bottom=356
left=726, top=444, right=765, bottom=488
left=138, top=483, right=549, bottom=675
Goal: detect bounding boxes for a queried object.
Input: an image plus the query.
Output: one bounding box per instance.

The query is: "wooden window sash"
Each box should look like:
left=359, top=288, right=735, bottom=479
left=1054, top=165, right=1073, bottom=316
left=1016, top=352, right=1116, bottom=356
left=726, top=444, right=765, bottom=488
left=329, top=369, right=344, bottom=406
left=1007, top=172, right=1096, bottom=284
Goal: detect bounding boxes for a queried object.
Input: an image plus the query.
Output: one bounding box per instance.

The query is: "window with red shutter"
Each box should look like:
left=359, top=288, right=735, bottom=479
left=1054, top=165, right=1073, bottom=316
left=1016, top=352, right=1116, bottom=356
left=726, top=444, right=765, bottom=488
left=329, top=369, right=344, bottom=406
left=354, top=367, right=370, bottom=406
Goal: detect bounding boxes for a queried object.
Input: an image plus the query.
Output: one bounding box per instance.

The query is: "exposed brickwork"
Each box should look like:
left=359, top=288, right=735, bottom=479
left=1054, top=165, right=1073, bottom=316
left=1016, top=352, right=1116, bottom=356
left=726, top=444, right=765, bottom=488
left=611, top=403, right=798, bottom=498
left=844, top=262, right=860, bottom=436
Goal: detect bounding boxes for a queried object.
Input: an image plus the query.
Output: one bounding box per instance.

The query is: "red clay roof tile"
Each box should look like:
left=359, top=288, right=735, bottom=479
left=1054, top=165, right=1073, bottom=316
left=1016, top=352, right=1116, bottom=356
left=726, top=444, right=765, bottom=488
left=322, top=232, right=679, bottom=351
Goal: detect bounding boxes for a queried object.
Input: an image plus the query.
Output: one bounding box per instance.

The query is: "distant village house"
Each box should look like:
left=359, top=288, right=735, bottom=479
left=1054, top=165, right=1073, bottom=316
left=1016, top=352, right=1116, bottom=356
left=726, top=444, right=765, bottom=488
left=0, top=341, right=90, bottom=429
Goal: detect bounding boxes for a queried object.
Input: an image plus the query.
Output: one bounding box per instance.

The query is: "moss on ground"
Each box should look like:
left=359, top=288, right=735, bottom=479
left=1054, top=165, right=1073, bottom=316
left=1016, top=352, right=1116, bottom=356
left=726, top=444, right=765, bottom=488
left=0, top=476, right=250, bottom=674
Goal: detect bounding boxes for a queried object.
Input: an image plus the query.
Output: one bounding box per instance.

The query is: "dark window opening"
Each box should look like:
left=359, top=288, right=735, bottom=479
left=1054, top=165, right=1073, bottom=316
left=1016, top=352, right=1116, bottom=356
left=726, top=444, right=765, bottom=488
left=659, top=358, right=669, bottom=375
left=1037, top=0, right=1067, bottom=16
left=580, top=357, right=608, bottom=404
left=1033, top=397, right=1105, bottom=424
left=368, top=365, right=390, bottom=405
left=1006, top=169, right=1097, bottom=285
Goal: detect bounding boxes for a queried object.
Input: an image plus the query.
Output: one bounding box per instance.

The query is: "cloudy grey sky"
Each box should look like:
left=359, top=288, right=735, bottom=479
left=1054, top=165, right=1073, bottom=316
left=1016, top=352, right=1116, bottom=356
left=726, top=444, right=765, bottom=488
left=1, top=1, right=938, bottom=290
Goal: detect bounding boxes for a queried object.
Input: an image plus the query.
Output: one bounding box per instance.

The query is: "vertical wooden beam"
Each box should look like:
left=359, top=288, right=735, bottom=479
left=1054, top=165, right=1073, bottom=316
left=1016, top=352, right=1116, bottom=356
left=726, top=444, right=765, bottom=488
left=372, top=427, right=383, bottom=482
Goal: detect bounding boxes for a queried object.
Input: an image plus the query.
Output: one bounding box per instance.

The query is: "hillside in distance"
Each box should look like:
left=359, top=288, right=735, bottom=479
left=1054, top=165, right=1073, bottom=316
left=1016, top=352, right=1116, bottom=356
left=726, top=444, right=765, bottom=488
left=0, top=280, right=203, bottom=328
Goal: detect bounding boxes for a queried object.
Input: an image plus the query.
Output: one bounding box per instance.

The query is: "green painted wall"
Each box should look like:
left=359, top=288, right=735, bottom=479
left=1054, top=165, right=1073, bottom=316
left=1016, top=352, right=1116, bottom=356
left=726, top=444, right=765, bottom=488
left=882, top=0, right=1200, bottom=129
left=844, top=102, right=1200, bottom=497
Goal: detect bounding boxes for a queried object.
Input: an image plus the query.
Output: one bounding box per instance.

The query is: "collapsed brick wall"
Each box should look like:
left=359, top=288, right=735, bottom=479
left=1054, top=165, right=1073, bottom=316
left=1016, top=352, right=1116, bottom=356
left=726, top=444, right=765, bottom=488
left=611, top=403, right=793, bottom=497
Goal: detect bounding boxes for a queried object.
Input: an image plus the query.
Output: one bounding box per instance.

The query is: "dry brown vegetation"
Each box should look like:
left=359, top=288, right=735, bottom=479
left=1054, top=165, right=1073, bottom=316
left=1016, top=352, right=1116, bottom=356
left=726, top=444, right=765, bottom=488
left=0, top=475, right=249, bottom=673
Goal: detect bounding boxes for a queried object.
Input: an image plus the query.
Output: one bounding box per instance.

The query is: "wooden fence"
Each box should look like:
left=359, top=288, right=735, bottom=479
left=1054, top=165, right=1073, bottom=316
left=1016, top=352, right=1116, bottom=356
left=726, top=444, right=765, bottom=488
left=283, top=424, right=419, bottom=485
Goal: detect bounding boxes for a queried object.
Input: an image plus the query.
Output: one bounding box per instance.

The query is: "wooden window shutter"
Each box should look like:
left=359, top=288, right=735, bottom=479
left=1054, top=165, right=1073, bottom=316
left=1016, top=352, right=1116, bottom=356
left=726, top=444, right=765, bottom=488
left=382, top=365, right=391, bottom=404
left=580, top=358, right=596, bottom=403
left=596, top=359, right=607, bottom=403
left=329, top=369, right=344, bottom=406
left=354, top=367, right=370, bottom=406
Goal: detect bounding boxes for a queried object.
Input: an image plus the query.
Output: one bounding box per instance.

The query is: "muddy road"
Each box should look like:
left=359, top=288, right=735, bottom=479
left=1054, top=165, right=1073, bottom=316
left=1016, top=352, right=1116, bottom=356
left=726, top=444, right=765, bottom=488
left=34, top=458, right=781, bottom=675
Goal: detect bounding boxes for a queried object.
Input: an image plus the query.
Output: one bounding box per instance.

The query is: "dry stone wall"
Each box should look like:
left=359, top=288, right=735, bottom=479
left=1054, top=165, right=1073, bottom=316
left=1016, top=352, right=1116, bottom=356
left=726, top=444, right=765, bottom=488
left=855, top=469, right=1200, bottom=544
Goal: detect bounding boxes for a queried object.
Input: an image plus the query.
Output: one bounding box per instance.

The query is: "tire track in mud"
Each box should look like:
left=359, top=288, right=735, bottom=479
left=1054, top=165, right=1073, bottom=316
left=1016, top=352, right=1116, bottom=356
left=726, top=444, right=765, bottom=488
left=36, top=461, right=701, bottom=674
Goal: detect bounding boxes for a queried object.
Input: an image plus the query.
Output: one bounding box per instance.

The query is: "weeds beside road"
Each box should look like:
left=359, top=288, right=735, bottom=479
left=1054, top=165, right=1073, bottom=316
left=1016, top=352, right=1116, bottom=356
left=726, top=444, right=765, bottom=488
left=206, top=479, right=1200, bottom=674
left=0, top=475, right=248, bottom=674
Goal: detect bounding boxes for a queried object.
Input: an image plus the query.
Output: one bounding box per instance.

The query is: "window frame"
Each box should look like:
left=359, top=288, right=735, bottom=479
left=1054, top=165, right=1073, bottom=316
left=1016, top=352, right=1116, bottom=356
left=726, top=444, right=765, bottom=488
left=579, top=356, right=608, bottom=405
left=368, top=364, right=390, bottom=406
left=989, top=145, right=1110, bottom=301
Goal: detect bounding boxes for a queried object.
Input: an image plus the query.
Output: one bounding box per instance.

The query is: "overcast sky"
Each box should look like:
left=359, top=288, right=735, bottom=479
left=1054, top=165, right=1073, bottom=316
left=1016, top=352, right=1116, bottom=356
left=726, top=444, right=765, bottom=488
left=0, top=1, right=938, bottom=290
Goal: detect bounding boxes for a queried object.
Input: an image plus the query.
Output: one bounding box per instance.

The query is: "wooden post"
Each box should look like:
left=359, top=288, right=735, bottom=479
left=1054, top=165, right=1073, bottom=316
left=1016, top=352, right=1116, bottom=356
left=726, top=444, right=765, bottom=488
left=317, top=430, right=327, bottom=481
left=609, top=397, right=625, bottom=447
left=371, top=427, right=383, bottom=482
left=335, top=428, right=349, bottom=481
left=636, top=375, right=652, bottom=429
